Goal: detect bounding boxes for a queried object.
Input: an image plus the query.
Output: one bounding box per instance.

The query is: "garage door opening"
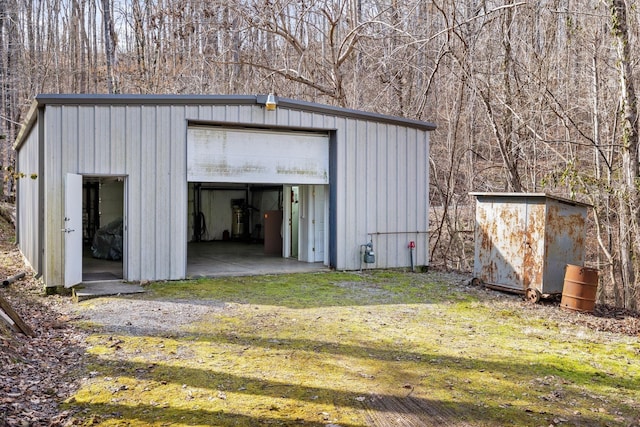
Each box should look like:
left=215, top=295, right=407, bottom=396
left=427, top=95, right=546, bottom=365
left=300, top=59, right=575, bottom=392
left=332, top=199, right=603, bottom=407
left=186, top=182, right=328, bottom=277
left=185, top=126, right=330, bottom=277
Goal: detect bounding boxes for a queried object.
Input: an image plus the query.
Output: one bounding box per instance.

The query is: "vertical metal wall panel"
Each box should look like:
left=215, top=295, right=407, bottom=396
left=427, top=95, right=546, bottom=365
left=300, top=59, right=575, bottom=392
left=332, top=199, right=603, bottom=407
left=386, top=126, right=399, bottom=268
left=44, top=106, right=64, bottom=286
left=124, top=106, right=142, bottom=281
left=414, top=127, right=429, bottom=266
left=365, top=121, right=377, bottom=257
left=78, top=106, right=95, bottom=171
left=375, top=122, right=388, bottom=269
left=95, top=106, right=111, bottom=174
left=396, top=126, right=408, bottom=267
left=139, top=106, right=157, bottom=280
left=16, top=124, right=40, bottom=271
left=154, top=106, right=172, bottom=280
left=288, top=109, right=303, bottom=127
left=339, top=116, right=355, bottom=269
left=353, top=120, right=368, bottom=266
left=109, top=106, right=127, bottom=174
left=170, top=106, right=188, bottom=280
left=397, top=126, right=409, bottom=266
left=62, top=106, right=79, bottom=172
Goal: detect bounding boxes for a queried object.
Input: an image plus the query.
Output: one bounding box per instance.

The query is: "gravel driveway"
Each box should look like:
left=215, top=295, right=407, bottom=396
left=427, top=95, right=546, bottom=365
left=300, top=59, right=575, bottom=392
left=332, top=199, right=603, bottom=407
left=72, top=297, right=226, bottom=336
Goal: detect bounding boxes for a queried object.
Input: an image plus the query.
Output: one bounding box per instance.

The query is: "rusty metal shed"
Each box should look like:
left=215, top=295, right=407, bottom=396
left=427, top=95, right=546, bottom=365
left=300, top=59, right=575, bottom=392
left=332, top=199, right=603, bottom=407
left=470, top=193, right=591, bottom=302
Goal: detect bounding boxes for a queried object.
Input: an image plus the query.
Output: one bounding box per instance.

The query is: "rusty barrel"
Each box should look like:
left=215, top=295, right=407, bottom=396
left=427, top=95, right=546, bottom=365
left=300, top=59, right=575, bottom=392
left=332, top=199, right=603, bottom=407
left=561, top=264, right=599, bottom=313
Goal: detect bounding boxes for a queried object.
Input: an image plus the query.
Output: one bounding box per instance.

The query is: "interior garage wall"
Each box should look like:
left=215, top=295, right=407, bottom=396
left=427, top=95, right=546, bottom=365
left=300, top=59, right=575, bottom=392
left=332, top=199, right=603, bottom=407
left=187, top=185, right=281, bottom=242
left=100, top=180, right=124, bottom=227
left=187, top=185, right=245, bottom=241
left=18, top=95, right=431, bottom=287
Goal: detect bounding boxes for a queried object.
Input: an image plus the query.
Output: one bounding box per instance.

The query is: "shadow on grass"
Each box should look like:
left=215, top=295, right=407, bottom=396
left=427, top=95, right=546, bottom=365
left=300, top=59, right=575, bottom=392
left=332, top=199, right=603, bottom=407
left=72, top=272, right=639, bottom=425
left=71, top=397, right=598, bottom=427
left=83, top=323, right=640, bottom=396
left=190, top=331, right=640, bottom=392
left=70, top=400, right=366, bottom=427
left=71, top=340, right=631, bottom=427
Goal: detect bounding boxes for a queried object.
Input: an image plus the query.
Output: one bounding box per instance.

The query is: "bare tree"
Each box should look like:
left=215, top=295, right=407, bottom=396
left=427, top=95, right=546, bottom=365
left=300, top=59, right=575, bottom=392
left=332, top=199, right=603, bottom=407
left=101, top=0, right=117, bottom=93
left=0, top=0, right=21, bottom=197
left=608, top=0, right=639, bottom=310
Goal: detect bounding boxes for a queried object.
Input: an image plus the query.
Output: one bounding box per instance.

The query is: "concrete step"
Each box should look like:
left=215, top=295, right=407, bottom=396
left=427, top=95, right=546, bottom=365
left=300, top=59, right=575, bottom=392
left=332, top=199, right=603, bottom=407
left=72, top=281, right=145, bottom=302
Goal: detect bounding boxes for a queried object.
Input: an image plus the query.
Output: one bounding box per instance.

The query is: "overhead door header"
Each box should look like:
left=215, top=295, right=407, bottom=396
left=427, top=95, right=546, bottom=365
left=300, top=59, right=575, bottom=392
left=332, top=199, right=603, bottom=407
left=187, top=127, right=330, bottom=184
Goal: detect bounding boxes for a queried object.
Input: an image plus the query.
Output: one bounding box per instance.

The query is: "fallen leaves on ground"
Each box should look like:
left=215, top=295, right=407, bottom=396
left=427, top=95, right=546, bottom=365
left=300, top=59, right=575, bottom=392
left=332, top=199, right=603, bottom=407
left=0, top=214, right=86, bottom=426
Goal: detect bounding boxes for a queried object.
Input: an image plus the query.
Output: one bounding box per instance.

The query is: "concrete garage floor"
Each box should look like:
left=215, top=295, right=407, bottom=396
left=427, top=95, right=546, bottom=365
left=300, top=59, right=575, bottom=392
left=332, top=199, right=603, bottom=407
left=82, top=248, right=124, bottom=281
left=187, top=241, right=329, bottom=277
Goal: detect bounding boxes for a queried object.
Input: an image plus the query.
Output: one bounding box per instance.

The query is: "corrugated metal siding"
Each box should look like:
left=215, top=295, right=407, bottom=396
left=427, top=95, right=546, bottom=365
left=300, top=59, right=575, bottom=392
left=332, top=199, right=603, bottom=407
left=333, top=118, right=429, bottom=270
left=36, top=100, right=429, bottom=286
left=16, top=122, right=41, bottom=271
left=41, top=104, right=189, bottom=285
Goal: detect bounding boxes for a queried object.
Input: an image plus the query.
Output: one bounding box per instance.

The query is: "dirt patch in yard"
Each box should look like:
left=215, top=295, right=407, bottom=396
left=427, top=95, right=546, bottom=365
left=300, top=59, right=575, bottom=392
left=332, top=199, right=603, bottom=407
left=363, top=394, right=474, bottom=426
left=76, top=298, right=226, bottom=336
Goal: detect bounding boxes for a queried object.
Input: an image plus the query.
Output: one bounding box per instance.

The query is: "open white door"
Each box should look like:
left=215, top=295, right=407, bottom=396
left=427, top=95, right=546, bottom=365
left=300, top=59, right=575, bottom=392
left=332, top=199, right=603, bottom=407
left=282, top=185, right=292, bottom=258
left=298, top=185, right=327, bottom=263
left=64, top=173, right=83, bottom=288
left=312, top=185, right=326, bottom=262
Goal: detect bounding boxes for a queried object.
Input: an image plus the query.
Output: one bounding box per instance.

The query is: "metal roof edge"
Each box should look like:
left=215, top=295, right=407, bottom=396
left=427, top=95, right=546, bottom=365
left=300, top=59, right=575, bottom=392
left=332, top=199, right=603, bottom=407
left=270, top=96, right=437, bottom=131
left=13, top=100, right=40, bottom=151
left=32, top=93, right=259, bottom=105
left=19, top=93, right=436, bottom=136
left=469, top=192, right=592, bottom=208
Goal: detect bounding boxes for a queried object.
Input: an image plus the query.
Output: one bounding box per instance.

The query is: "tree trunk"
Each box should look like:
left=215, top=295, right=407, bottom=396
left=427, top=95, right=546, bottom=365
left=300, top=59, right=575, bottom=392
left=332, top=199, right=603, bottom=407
left=101, top=0, right=117, bottom=93
left=609, top=0, right=639, bottom=310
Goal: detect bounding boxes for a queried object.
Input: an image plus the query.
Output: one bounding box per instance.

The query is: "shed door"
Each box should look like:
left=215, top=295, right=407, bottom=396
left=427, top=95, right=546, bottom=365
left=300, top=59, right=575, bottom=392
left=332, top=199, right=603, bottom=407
left=474, top=197, right=544, bottom=291
left=187, top=127, right=329, bottom=184
left=489, top=202, right=527, bottom=288
left=64, top=173, right=83, bottom=288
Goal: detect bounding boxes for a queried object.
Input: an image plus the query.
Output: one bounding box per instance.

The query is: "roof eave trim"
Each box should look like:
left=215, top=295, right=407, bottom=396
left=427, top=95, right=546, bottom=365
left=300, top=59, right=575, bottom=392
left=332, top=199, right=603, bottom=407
left=13, top=100, right=40, bottom=151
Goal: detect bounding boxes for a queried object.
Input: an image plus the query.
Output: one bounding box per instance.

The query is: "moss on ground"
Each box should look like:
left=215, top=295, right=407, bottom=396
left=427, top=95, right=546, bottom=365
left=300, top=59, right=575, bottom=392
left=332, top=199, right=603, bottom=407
left=66, top=271, right=640, bottom=426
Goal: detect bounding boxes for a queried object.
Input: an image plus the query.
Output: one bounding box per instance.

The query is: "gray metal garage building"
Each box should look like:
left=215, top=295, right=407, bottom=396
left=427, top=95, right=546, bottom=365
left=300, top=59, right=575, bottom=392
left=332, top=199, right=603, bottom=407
left=13, top=94, right=435, bottom=289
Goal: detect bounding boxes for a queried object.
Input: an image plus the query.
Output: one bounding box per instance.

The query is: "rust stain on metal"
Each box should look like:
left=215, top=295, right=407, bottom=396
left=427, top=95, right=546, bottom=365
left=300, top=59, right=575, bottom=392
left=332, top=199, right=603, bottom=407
left=522, top=203, right=545, bottom=291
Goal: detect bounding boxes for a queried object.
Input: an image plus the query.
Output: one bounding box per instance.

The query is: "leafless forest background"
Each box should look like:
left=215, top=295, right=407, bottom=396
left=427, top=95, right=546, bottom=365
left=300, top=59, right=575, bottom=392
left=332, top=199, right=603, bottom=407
left=1, top=0, right=640, bottom=310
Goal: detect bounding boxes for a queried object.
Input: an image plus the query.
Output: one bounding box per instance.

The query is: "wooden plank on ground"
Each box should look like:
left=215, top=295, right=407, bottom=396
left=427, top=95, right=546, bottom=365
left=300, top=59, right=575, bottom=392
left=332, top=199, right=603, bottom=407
left=0, top=295, right=36, bottom=337
left=0, top=307, right=18, bottom=332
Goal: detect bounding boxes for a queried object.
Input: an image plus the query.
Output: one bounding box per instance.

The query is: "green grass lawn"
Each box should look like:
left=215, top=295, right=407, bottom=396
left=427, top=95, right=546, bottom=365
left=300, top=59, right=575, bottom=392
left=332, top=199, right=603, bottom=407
left=67, top=271, right=640, bottom=426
